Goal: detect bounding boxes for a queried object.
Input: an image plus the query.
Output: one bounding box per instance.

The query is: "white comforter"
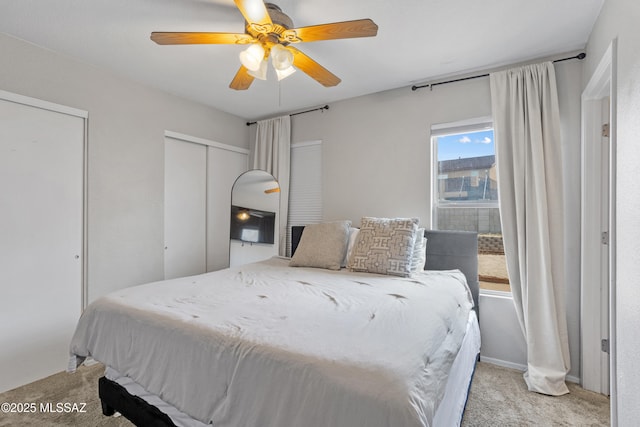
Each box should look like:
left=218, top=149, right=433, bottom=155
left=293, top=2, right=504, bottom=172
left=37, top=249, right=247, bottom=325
left=70, top=257, right=473, bottom=427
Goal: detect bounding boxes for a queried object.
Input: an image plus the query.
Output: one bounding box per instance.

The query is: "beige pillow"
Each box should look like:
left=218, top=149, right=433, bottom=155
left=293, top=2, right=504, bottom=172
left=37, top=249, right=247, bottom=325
left=290, top=220, right=351, bottom=270
left=348, top=217, right=419, bottom=277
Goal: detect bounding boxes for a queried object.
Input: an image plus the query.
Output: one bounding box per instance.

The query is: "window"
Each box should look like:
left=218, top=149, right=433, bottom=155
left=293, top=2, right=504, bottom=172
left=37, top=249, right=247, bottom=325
left=431, top=118, right=509, bottom=292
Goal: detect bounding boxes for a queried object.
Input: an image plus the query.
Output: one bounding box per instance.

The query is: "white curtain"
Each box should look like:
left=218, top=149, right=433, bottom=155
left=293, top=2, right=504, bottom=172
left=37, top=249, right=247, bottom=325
left=490, top=62, right=571, bottom=396
left=251, top=115, right=291, bottom=256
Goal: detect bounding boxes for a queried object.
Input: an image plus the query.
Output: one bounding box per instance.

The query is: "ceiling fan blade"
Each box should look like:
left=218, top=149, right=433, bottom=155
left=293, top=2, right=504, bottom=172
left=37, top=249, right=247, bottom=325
left=151, top=32, right=255, bottom=45
left=229, top=65, right=255, bottom=90
left=281, top=19, right=378, bottom=43
left=288, top=47, right=341, bottom=87
left=234, top=0, right=273, bottom=33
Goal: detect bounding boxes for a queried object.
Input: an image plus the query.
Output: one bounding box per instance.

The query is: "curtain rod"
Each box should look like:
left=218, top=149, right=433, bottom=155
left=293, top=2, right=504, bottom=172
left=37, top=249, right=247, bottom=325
left=246, top=105, right=329, bottom=126
left=411, top=53, right=586, bottom=92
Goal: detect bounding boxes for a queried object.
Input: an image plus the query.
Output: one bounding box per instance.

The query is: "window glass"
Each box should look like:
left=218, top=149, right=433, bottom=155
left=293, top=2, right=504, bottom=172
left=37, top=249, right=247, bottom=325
left=432, top=125, right=509, bottom=292
left=435, top=129, right=498, bottom=205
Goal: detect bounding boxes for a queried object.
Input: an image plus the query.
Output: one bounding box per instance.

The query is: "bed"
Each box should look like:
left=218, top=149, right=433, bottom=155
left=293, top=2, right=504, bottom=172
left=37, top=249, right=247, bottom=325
left=69, top=222, right=480, bottom=427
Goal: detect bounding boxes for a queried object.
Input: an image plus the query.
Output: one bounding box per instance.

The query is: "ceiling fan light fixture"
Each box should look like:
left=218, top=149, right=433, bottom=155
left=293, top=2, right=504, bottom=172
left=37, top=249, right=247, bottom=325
left=248, top=58, right=268, bottom=80
left=236, top=210, right=250, bottom=221
left=275, top=65, right=296, bottom=81
left=271, top=44, right=294, bottom=70
left=239, top=43, right=265, bottom=71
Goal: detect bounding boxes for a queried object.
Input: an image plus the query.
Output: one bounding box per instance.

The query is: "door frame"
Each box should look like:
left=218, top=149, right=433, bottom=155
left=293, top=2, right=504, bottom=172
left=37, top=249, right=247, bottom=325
left=580, top=39, right=617, bottom=422
left=0, top=89, right=88, bottom=310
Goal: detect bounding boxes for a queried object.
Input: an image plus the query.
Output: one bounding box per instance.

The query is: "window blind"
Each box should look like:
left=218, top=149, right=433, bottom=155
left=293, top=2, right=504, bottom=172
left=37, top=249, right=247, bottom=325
left=286, top=141, right=322, bottom=256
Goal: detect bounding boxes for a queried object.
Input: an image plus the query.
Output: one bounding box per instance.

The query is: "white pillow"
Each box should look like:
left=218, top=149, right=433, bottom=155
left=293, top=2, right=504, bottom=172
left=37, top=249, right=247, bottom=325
left=411, top=229, right=427, bottom=273
left=341, top=227, right=360, bottom=267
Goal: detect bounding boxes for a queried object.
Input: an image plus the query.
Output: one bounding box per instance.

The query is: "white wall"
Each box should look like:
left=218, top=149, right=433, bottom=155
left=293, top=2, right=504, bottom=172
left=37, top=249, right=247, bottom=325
left=556, top=59, right=584, bottom=384
left=289, top=57, right=584, bottom=381
left=584, top=0, right=640, bottom=422
left=291, top=79, right=491, bottom=224
left=0, top=33, right=250, bottom=302
left=479, top=294, right=527, bottom=369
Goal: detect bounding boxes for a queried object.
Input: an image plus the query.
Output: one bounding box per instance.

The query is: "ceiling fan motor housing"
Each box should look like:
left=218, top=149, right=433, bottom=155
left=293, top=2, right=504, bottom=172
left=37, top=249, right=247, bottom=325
left=245, top=3, right=294, bottom=46
left=264, top=4, right=293, bottom=30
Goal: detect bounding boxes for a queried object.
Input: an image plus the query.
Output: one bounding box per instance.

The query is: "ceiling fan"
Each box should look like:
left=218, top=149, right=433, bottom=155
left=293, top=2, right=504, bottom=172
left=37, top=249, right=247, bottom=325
left=150, top=0, right=378, bottom=90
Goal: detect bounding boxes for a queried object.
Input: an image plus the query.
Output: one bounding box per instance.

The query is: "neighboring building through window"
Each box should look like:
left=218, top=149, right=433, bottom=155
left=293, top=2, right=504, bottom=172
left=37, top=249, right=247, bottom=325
left=431, top=118, right=509, bottom=292
left=437, top=155, right=497, bottom=204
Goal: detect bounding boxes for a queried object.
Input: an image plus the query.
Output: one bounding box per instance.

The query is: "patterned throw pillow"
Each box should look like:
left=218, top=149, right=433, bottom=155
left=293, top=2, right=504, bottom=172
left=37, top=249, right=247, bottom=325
left=348, top=217, right=419, bottom=277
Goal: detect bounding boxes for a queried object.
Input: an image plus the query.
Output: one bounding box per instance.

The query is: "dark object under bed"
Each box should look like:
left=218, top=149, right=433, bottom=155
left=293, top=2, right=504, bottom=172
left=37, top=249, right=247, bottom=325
left=99, top=376, right=176, bottom=426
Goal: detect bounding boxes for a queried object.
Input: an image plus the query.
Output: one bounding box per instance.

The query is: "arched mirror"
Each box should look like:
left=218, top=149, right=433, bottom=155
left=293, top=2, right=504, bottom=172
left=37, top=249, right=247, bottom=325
left=229, top=170, right=280, bottom=267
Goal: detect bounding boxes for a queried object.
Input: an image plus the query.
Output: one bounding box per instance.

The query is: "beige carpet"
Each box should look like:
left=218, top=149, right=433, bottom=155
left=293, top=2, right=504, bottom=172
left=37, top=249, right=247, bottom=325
left=462, top=362, right=610, bottom=426
left=0, top=361, right=609, bottom=426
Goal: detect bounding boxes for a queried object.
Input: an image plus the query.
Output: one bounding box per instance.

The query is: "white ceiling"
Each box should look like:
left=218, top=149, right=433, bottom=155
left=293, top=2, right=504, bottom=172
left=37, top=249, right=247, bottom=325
left=0, top=0, right=604, bottom=120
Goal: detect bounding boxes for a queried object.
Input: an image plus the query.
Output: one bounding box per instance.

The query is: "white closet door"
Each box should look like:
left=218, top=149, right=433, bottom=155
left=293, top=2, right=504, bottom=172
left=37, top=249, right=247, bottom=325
left=0, top=97, right=84, bottom=392
left=207, top=147, right=247, bottom=271
left=164, top=137, right=207, bottom=279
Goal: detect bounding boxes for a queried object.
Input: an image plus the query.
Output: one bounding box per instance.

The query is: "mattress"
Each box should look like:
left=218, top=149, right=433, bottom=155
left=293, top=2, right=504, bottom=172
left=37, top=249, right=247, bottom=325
left=70, top=257, right=476, bottom=427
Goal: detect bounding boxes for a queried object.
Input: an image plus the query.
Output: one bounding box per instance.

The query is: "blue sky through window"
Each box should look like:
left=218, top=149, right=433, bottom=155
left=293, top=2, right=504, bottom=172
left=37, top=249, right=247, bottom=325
left=436, top=129, right=495, bottom=161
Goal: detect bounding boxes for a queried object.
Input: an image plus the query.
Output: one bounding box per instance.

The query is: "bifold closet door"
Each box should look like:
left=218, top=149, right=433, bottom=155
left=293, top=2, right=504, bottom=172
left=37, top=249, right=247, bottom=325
left=0, top=97, right=84, bottom=393
left=164, top=137, right=207, bottom=279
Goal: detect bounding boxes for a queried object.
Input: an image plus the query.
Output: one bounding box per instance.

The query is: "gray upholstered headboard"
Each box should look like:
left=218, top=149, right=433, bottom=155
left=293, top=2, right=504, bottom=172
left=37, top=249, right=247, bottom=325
left=424, top=230, right=479, bottom=318
left=291, top=226, right=479, bottom=317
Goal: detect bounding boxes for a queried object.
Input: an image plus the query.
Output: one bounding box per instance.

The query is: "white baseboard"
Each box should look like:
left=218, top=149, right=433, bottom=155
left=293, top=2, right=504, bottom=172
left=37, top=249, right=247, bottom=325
left=480, top=355, right=526, bottom=372
left=479, top=356, right=580, bottom=384
left=83, top=357, right=99, bottom=366
left=566, top=375, right=580, bottom=384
